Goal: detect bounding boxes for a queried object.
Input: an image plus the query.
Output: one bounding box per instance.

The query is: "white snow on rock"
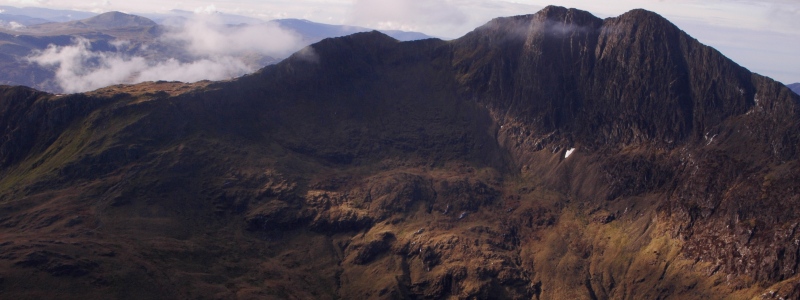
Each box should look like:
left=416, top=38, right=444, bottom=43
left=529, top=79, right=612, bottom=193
left=565, top=148, right=576, bottom=158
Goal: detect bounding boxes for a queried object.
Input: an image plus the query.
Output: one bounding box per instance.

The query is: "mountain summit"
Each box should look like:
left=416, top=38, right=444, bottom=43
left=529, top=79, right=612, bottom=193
left=80, top=11, right=157, bottom=29
left=0, top=6, right=799, bottom=299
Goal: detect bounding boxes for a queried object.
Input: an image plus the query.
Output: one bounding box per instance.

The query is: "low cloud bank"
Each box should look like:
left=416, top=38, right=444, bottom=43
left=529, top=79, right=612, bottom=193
left=29, top=37, right=255, bottom=93
left=165, top=13, right=300, bottom=58
left=28, top=13, right=303, bottom=93
left=0, top=20, right=25, bottom=30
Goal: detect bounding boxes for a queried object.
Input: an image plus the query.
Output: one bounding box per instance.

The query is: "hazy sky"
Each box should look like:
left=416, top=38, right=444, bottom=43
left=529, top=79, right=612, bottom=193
left=2, top=0, right=798, bottom=84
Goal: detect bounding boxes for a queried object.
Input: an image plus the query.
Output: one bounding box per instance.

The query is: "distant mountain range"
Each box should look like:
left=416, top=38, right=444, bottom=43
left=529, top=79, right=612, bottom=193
left=0, top=8, right=433, bottom=93
left=270, top=18, right=433, bottom=43
left=789, top=82, right=800, bottom=95
left=141, top=9, right=267, bottom=26
left=0, top=5, right=96, bottom=23
left=17, top=11, right=159, bottom=35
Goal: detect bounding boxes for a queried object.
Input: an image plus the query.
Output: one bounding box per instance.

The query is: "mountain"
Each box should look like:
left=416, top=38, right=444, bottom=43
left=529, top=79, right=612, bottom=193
left=0, top=11, right=432, bottom=94
left=0, top=6, right=96, bottom=22
left=0, top=11, right=162, bottom=92
left=142, top=9, right=268, bottom=26
left=0, top=13, right=50, bottom=27
left=79, top=11, right=158, bottom=29
left=142, top=10, right=435, bottom=42
left=379, top=29, right=434, bottom=41
left=1, top=6, right=800, bottom=299
left=18, top=11, right=159, bottom=34
left=789, top=82, right=800, bottom=95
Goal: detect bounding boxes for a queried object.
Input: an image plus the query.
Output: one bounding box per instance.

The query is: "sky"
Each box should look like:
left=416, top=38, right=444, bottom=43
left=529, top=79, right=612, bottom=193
left=1, top=0, right=798, bottom=84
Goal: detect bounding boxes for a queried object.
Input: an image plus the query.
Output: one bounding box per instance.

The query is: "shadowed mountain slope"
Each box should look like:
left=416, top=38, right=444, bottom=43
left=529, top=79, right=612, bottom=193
left=1, top=6, right=799, bottom=299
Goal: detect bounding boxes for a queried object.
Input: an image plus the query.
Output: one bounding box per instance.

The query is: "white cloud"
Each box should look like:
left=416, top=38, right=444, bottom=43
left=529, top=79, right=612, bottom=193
left=27, top=13, right=304, bottom=93
left=0, top=20, right=26, bottom=30
left=28, top=38, right=141, bottom=92
left=193, top=4, right=217, bottom=15
left=164, top=13, right=301, bottom=58
left=28, top=37, right=254, bottom=93
left=9, top=21, right=24, bottom=29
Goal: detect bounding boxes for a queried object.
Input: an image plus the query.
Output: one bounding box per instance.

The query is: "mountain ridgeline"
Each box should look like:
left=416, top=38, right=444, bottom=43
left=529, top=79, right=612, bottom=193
left=0, top=10, right=433, bottom=93
left=1, top=6, right=799, bottom=299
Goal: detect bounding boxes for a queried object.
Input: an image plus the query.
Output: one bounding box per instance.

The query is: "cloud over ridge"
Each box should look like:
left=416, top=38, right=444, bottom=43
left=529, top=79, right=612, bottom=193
left=27, top=13, right=303, bottom=93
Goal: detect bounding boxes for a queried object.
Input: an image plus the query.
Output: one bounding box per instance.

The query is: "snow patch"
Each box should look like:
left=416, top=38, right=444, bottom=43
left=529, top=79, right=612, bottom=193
left=706, top=134, right=717, bottom=146
left=564, top=148, right=576, bottom=158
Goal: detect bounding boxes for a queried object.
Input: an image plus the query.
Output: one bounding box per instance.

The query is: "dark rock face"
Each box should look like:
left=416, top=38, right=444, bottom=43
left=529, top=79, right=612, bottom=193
left=0, top=5, right=799, bottom=299
left=454, top=6, right=774, bottom=151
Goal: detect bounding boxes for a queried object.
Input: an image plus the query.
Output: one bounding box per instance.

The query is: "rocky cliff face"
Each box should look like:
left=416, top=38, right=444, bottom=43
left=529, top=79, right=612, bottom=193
left=0, top=6, right=799, bottom=299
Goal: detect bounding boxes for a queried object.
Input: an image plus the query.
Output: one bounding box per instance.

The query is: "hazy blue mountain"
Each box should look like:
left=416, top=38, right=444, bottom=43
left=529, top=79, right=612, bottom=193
left=0, top=6, right=95, bottom=22
left=789, top=82, right=800, bottom=95
left=0, top=13, right=50, bottom=26
left=81, top=11, right=158, bottom=29
left=141, top=9, right=265, bottom=26
left=379, top=29, right=436, bottom=41
left=272, top=18, right=434, bottom=42
left=0, top=11, right=164, bottom=92
left=0, top=10, right=433, bottom=93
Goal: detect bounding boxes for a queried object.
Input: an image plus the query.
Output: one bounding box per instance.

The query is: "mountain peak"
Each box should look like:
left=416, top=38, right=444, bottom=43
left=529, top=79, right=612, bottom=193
left=535, top=5, right=598, bottom=21
left=618, top=8, right=668, bottom=19
left=534, top=5, right=571, bottom=18
left=314, top=30, right=398, bottom=49
left=615, top=8, right=676, bottom=28
left=464, top=6, right=603, bottom=42
left=82, top=11, right=156, bottom=28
